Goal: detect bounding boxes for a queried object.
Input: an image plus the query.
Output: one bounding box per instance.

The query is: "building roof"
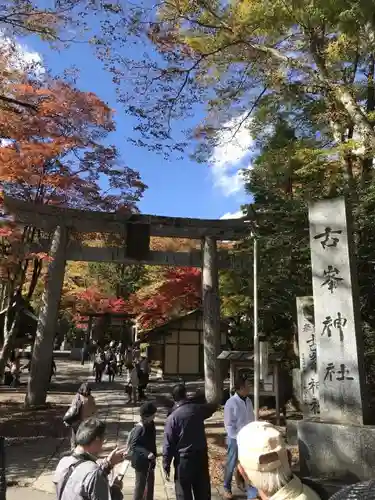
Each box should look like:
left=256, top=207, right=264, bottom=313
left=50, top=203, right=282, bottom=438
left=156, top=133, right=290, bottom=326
left=139, top=309, right=228, bottom=343
left=78, top=311, right=135, bottom=318
left=217, top=350, right=282, bottom=362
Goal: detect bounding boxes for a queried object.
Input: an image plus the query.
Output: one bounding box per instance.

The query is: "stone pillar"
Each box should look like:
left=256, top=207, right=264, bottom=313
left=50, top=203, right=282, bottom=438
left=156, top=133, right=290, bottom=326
left=26, top=225, right=68, bottom=407
left=296, top=296, right=319, bottom=417
left=202, top=236, right=221, bottom=404
left=308, top=198, right=368, bottom=425
left=298, top=198, right=374, bottom=481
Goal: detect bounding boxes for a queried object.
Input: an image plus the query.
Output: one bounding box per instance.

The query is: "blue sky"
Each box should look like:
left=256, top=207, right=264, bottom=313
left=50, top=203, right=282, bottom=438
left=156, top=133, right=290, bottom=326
left=19, top=32, right=253, bottom=220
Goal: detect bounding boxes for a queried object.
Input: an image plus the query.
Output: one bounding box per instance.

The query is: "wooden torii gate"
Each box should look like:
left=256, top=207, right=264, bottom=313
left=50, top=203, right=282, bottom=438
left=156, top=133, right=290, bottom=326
left=4, top=196, right=253, bottom=406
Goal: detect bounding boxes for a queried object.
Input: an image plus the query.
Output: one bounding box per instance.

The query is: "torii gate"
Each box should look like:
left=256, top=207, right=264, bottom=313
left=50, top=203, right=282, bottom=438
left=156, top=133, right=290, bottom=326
left=4, top=196, right=253, bottom=406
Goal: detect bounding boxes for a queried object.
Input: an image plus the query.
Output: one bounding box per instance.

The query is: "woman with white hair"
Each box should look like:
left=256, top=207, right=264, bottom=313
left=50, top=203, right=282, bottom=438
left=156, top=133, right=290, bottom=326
left=237, top=421, right=321, bottom=500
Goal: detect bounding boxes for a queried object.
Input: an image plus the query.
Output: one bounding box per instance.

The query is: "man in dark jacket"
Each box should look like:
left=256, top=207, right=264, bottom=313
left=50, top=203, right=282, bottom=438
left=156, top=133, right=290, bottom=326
left=162, top=384, right=217, bottom=500
left=127, top=402, right=157, bottom=500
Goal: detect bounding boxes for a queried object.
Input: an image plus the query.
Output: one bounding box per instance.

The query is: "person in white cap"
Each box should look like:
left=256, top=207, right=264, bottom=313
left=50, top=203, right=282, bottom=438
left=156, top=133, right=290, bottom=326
left=237, top=421, right=321, bottom=500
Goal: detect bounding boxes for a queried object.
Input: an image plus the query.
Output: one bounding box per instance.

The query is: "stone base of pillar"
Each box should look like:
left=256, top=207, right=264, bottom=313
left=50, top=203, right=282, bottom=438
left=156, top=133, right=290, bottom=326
left=286, top=419, right=299, bottom=446
left=298, top=419, right=375, bottom=481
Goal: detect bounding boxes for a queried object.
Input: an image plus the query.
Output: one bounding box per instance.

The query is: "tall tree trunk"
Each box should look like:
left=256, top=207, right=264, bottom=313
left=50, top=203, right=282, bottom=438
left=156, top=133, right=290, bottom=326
left=25, top=225, right=68, bottom=407
left=361, top=54, right=375, bottom=187
left=202, top=236, right=222, bottom=404
left=27, top=258, right=43, bottom=300
left=343, top=127, right=357, bottom=200
left=0, top=282, right=7, bottom=311
left=0, top=307, right=20, bottom=382
left=0, top=437, right=5, bottom=500
left=311, top=42, right=375, bottom=149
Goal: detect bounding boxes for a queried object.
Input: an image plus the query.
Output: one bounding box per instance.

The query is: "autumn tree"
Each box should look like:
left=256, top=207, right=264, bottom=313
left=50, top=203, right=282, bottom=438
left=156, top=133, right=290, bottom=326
left=0, top=1, right=127, bottom=46
left=127, top=266, right=202, bottom=330
left=71, top=263, right=201, bottom=334
left=0, top=63, right=146, bottom=403
left=106, top=0, right=375, bottom=201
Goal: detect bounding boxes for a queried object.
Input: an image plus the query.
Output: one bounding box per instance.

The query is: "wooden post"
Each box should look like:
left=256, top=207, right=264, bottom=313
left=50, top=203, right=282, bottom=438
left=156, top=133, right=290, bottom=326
left=202, top=236, right=221, bottom=404
left=26, top=225, right=68, bottom=407
left=230, top=363, right=235, bottom=391
left=274, top=363, right=280, bottom=425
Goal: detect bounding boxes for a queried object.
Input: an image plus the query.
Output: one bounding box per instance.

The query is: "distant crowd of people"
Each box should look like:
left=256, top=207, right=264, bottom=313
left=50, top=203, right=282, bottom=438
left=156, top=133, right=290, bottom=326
left=86, top=340, right=150, bottom=404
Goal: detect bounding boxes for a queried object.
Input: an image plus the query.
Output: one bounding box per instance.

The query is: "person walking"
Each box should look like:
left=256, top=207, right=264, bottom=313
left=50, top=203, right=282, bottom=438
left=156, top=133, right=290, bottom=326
left=81, top=340, right=89, bottom=366
left=116, top=349, right=124, bottom=376
left=223, top=377, right=257, bottom=500
left=163, top=383, right=217, bottom=500
left=128, top=364, right=140, bottom=404
left=94, top=348, right=105, bottom=383
left=127, top=402, right=157, bottom=500
left=49, top=356, right=56, bottom=383
left=63, top=383, right=97, bottom=450
left=106, top=347, right=117, bottom=383
left=8, top=350, right=21, bottom=387
left=125, top=345, right=134, bottom=382
left=54, top=418, right=126, bottom=500
left=138, top=355, right=150, bottom=400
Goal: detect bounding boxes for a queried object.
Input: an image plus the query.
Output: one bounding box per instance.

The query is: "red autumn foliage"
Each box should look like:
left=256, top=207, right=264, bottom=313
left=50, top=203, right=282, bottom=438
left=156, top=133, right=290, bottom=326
left=127, top=267, right=202, bottom=330
left=74, top=287, right=128, bottom=314
left=71, top=286, right=130, bottom=329
left=72, top=267, right=202, bottom=332
left=0, top=53, right=146, bottom=299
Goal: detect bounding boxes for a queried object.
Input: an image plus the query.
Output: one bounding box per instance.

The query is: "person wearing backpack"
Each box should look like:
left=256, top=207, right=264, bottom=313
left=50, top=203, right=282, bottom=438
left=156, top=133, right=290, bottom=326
left=127, top=402, right=157, bottom=500
left=63, top=383, right=97, bottom=450
left=105, top=348, right=117, bottom=383
left=54, top=418, right=126, bottom=500
left=94, top=348, right=105, bottom=383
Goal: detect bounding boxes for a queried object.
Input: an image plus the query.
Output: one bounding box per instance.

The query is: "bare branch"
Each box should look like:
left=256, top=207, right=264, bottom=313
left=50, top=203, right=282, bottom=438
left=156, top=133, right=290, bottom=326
left=0, top=94, right=37, bottom=112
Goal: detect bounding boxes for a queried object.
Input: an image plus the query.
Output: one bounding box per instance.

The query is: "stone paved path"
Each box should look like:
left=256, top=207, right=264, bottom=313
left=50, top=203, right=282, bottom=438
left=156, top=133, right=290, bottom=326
left=5, top=361, right=225, bottom=499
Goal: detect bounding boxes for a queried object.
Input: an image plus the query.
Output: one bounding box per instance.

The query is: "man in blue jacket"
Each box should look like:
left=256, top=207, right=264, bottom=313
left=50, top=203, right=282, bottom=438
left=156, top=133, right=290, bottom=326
left=162, top=383, right=217, bottom=500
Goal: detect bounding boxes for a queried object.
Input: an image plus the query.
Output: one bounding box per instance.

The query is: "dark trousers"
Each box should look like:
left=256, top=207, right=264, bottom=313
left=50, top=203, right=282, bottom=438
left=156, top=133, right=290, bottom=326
left=138, top=373, right=149, bottom=399
left=174, top=451, right=211, bottom=500
left=95, top=365, right=103, bottom=383
left=133, top=468, right=154, bottom=500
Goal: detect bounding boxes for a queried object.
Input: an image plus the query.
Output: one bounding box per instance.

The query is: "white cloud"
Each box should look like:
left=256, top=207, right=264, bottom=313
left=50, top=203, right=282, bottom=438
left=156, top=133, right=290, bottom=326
left=220, top=210, right=244, bottom=220
left=209, top=112, right=254, bottom=197
left=0, top=32, right=44, bottom=77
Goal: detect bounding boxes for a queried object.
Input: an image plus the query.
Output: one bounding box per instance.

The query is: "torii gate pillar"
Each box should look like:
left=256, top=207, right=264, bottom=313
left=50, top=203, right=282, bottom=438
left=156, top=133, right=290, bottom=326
left=26, top=225, right=68, bottom=407
left=202, top=236, right=222, bottom=404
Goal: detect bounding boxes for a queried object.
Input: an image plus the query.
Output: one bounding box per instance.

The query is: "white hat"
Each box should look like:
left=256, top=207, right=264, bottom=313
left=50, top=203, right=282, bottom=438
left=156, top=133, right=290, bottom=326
left=237, top=421, right=289, bottom=473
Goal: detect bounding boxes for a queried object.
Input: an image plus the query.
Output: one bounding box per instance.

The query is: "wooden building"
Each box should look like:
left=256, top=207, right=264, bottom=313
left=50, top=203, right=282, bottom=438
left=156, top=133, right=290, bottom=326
left=217, top=350, right=283, bottom=424
left=141, top=310, right=229, bottom=378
